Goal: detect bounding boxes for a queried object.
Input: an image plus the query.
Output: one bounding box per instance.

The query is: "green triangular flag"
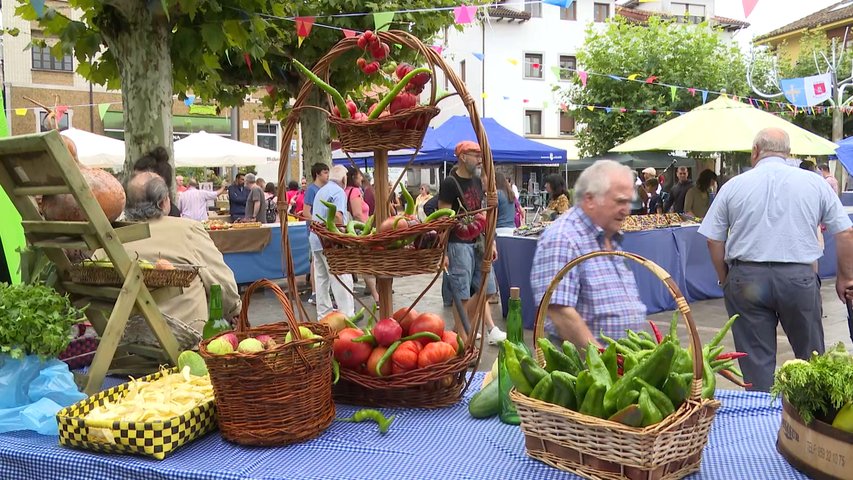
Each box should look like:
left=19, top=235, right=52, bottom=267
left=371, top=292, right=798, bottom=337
left=98, top=103, right=110, bottom=121
left=373, top=12, right=394, bottom=32
left=0, top=91, right=23, bottom=284
left=551, top=66, right=561, bottom=80
left=670, top=85, right=677, bottom=102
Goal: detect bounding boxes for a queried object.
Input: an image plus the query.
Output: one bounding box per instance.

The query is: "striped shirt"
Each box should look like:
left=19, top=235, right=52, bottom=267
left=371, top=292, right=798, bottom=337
left=177, top=187, right=218, bottom=222
left=531, top=207, right=646, bottom=341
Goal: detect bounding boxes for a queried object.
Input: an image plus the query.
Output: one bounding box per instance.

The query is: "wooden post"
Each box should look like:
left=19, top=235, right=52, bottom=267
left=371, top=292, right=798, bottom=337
left=373, top=149, right=393, bottom=320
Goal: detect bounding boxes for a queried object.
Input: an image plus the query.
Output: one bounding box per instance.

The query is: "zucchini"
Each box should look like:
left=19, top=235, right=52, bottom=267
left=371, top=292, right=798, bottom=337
left=468, top=376, right=500, bottom=419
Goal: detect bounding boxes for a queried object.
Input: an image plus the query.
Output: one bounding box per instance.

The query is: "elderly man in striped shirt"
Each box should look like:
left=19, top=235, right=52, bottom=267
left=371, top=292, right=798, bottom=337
left=531, top=160, right=647, bottom=350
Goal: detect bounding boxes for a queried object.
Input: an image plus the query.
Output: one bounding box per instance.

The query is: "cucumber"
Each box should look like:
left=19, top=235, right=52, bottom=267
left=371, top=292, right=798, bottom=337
left=468, top=376, right=500, bottom=419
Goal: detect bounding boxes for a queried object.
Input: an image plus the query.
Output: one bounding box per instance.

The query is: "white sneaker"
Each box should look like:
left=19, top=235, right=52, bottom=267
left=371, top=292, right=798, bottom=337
left=488, top=327, right=507, bottom=345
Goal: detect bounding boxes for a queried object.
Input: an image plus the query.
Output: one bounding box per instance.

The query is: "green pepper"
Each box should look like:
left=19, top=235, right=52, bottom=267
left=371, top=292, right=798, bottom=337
left=575, top=370, right=593, bottom=407
left=637, top=330, right=656, bottom=344
left=346, top=220, right=365, bottom=236
left=579, top=382, right=607, bottom=418
left=617, top=389, right=640, bottom=411
left=399, top=185, right=416, bottom=216
left=706, top=314, right=739, bottom=350
left=603, top=341, right=675, bottom=415
left=585, top=343, right=612, bottom=388
left=561, top=341, right=585, bottom=372
left=360, top=215, right=375, bottom=236
left=503, top=341, right=533, bottom=395
left=550, top=371, right=578, bottom=410
left=638, top=387, right=663, bottom=427
left=292, top=59, right=350, bottom=119
left=601, top=333, right=635, bottom=356
left=529, top=374, right=555, bottom=404
left=368, top=67, right=432, bottom=119
left=623, top=352, right=638, bottom=375
left=424, top=208, right=456, bottom=222
left=670, top=346, right=693, bottom=375
left=662, top=372, right=692, bottom=408
left=332, top=358, right=340, bottom=384
left=701, top=354, right=716, bottom=399
left=633, top=377, right=675, bottom=418
left=608, top=404, right=644, bottom=427
left=337, top=409, right=395, bottom=433
left=537, top=338, right=577, bottom=374
left=376, top=340, right=402, bottom=376
left=618, top=337, right=641, bottom=352
left=319, top=199, right=339, bottom=232
left=520, top=356, right=548, bottom=387
left=601, top=343, right=619, bottom=384
left=628, top=330, right=657, bottom=350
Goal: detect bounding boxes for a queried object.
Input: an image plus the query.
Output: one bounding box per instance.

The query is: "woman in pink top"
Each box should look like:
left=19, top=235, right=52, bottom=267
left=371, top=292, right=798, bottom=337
left=285, top=181, right=300, bottom=215
left=293, top=178, right=308, bottom=217
left=346, top=166, right=378, bottom=304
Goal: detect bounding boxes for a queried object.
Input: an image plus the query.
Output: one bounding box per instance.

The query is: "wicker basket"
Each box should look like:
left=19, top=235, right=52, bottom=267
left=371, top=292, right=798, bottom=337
left=329, top=106, right=439, bottom=153
left=511, top=251, right=720, bottom=480
left=198, top=279, right=336, bottom=446
left=333, top=347, right=478, bottom=408
left=310, top=216, right=456, bottom=276
left=69, top=263, right=198, bottom=288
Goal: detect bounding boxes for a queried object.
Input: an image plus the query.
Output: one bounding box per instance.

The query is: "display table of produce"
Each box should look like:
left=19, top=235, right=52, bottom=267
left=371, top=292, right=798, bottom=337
left=0, top=372, right=809, bottom=480
left=220, top=223, right=310, bottom=284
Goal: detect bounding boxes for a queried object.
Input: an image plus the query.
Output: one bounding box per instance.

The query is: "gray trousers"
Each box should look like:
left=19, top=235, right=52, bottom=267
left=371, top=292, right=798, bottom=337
left=723, top=262, right=824, bottom=392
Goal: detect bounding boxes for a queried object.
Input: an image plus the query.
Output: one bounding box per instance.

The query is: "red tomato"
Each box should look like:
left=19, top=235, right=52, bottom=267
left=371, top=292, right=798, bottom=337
left=333, top=328, right=373, bottom=370
left=417, top=341, right=456, bottom=369
left=366, top=346, right=391, bottom=377
left=441, top=330, right=460, bottom=353
left=391, top=340, right=421, bottom=375
left=392, top=307, right=419, bottom=336
left=408, top=313, right=445, bottom=345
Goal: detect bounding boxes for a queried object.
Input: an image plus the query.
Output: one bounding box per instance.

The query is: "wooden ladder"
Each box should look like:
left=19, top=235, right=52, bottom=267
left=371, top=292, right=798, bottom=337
left=0, top=130, right=181, bottom=395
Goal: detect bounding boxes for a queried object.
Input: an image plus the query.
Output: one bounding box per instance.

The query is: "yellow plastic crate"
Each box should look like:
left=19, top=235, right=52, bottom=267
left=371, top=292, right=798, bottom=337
left=56, top=369, right=216, bottom=460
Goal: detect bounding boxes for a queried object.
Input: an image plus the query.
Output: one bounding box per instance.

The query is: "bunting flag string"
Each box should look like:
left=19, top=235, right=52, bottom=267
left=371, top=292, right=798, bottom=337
left=373, top=12, right=394, bottom=31
left=453, top=5, right=477, bottom=24
left=295, top=16, right=315, bottom=47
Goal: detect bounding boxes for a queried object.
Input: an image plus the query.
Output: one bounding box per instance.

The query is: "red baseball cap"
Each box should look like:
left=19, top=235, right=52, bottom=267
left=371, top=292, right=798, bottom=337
left=454, top=140, right=481, bottom=157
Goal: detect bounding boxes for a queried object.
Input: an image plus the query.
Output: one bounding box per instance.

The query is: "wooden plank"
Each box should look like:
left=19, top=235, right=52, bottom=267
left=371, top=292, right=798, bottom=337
left=63, top=282, right=122, bottom=299
left=83, top=268, right=143, bottom=395
left=30, top=238, right=91, bottom=250
left=13, top=185, right=71, bottom=196
left=21, top=220, right=93, bottom=235
left=373, top=150, right=393, bottom=320
left=113, top=222, right=151, bottom=244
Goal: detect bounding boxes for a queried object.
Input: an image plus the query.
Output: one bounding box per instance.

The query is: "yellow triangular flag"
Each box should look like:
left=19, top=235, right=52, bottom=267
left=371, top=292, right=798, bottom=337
left=481, top=92, right=488, bottom=99
left=298, top=36, right=305, bottom=47
left=587, top=106, right=595, bottom=111
left=508, top=58, right=518, bottom=66
left=14, top=108, right=26, bottom=116
left=627, top=74, right=639, bottom=81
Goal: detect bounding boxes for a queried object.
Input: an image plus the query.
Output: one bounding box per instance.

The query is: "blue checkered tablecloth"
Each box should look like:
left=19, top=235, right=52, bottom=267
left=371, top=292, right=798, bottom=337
left=0, top=373, right=809, bottom=480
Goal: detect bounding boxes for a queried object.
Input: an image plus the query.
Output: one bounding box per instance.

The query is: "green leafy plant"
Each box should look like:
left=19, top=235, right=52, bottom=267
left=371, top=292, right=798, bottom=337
left=0, top=283, right=87, bottom=359
left=771, top=342, right=853, bottom=424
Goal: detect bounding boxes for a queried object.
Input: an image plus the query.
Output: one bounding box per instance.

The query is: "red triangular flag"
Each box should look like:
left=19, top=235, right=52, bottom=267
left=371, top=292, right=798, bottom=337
left=244, top=53, right=253, bottom=74
left=296, top=16, right=315, bottom=38
left=687, top=87, right=696, bottom=96
left=645, top=75, right=657, bottom=84
left=55, top=105, right=68, bottom=123
left=342, top=29, right=357, bottom=38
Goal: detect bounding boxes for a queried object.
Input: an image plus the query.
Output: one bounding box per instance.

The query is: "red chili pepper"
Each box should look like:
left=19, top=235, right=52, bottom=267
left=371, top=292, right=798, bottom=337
left=616, top=353, right=624, bottom=376
left=715, top=351, right=747, bottom=361
left=648, top=320, right=663, bottom=344
left=719, top=368, right=752, bottom=389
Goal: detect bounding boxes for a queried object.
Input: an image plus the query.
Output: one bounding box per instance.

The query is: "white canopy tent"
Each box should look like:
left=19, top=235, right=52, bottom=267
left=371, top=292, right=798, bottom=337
left=60, top=128, right=125, bottom=170
left=173, top=131, right=277, bottom=167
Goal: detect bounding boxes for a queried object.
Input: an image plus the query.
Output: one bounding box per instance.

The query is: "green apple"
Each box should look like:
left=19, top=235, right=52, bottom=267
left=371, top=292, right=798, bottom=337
left=284, top=326, right=320, bottom=347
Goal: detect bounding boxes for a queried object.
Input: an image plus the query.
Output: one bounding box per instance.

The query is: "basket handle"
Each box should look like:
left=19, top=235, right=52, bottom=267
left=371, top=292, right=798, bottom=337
left=532, top=250, right=704, bottom=401
left=237, top=279, right=300, bottom=338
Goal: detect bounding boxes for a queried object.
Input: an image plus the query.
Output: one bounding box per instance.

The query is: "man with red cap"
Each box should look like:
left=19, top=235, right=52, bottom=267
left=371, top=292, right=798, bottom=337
left=438, top=140, right=506, bottom=345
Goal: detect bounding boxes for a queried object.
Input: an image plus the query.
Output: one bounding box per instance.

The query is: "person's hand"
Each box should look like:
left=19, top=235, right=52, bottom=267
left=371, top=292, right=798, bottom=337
left=491, top=243, right=498, bottom=262
left=837, top=279, right=853, bottom=302
left=442, top=256, right=449, bottom=270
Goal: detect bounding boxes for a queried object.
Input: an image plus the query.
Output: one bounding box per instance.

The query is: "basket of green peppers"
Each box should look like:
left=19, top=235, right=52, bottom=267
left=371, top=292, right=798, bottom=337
left=510, top=250, right=722, bottom=480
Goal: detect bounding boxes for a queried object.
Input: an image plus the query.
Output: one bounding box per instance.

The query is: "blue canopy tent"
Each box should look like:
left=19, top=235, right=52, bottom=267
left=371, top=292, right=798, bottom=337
left=333, top=116, right=567, bottom=167
left=832, top=136, right=853, bottom=174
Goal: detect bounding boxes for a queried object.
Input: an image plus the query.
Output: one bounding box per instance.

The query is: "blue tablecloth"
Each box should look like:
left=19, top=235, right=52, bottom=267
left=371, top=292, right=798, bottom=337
left=222, top=224, right=310, bottom=284
left=0, top=373, right=807, bottom=480
left=672, top=226, right=722, bottom=302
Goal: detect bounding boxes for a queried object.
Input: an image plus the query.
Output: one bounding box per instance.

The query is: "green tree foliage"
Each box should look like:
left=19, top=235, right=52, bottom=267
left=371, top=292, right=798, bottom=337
left=559, top=17, right=750, bottom=157
left=16, top=0, right=460, bottom=173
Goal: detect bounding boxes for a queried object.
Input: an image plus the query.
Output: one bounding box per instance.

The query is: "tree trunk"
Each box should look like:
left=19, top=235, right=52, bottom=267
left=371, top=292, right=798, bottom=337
left=301, top=89, right=332, bottom=174
left=97, top=2, right=174, bottom=190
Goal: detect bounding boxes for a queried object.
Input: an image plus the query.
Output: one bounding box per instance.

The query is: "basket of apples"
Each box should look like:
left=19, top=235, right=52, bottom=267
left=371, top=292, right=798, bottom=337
left=327, top=306, right=478, bottom=408
left=291, top=30, right=440, bottom=153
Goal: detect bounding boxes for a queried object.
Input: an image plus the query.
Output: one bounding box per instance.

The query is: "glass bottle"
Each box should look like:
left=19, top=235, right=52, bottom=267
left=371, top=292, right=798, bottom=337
left=202, top=285, right=231, bottom=339
left=506, top=287, right=531, bottom=356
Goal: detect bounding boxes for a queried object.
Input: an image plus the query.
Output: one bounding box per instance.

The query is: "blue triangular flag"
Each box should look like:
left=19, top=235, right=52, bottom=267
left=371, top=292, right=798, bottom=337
left=701, top=90, right=708, bottom=104
left=184, top=95, right=196, bottom=107
left=472, top=52, right=484, bottom=61
left=543, top=0, right=574, bottom=7
left=31, top=0, right=45, bottom=16
left=605, top=107, right=612, bottom=113
left=502, top=96, right=510, bottom=100
left=608, top=75, right=622, bottom=81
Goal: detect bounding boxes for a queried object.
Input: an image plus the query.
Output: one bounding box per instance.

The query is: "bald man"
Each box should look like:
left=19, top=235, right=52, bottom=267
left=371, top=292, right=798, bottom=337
left=699, top=127, right=853, bottom=391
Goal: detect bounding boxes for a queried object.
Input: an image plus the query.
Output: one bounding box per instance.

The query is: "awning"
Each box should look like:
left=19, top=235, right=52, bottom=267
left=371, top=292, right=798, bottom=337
left=102, top=111, right=231, bottom=139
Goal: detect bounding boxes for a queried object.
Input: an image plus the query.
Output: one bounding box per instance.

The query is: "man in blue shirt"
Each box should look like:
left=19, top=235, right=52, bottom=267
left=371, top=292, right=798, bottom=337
left=699, top=127, right=853, bottom=391
left=302, top=163, right=329, bottom=221
left=309, top=165, right=354, bottom=318
left=227, top=173, right=249, bottom=222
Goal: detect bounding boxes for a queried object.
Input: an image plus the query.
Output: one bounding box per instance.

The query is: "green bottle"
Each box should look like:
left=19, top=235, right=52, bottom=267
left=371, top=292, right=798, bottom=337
left=498, top=287, right=526, bottom=425
left=506, top=287, right=531, bottom=356
left=202, top=285, right=231, bottom=339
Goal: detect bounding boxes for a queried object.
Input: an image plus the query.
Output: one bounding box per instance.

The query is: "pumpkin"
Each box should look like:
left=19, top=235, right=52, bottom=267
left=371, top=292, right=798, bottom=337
left=42, top=166, right=125, bottom=222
